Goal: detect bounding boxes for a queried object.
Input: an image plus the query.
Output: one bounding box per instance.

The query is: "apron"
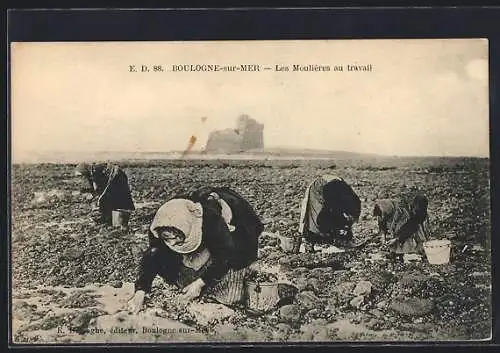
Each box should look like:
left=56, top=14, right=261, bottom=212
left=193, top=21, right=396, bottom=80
left=299, top=176, right=343, bottom=238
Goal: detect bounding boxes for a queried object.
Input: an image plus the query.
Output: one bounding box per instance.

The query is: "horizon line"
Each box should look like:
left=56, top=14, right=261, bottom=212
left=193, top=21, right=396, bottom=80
left=11, top=148, right=490, bottom=161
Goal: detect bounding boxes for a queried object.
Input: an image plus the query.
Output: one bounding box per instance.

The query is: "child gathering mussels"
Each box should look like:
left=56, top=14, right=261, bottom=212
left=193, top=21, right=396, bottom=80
left=11, top=158, right=491, bottom=342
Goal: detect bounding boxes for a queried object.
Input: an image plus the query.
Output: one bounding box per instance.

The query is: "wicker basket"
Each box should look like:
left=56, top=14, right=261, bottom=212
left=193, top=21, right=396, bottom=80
left=245, top=281, right=281, bottom=313
left=205, top=268, right=248, bottom=305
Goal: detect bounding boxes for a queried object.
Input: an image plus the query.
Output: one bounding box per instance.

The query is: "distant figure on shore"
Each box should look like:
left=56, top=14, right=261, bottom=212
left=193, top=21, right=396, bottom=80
left=297, top=175, right=364, bottom=252
left=74, top=162, right=135, bottom=226
left=373, top=192, right=430, bottom=257
left=127, top=186, right=263, bottom=313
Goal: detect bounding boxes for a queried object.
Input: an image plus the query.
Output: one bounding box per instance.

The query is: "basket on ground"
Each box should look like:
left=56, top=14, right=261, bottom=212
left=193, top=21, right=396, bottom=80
left=245, top=281, right=281, bottom=313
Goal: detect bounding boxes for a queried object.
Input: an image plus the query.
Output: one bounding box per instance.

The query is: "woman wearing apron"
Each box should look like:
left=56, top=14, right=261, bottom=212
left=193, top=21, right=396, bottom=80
left=297, top=174, right=364, bottom=252
left=128, top=187, right=263, bottom=313
left=373, top=192, right=431, bottom=258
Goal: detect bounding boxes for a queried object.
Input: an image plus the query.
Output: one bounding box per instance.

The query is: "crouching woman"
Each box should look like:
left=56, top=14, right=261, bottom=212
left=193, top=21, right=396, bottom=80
left=373, top=192, right=431, bottom=257
left=74, top=162, right=135, bottom=225
left=297, top=174, right=363, bottom=252
left=127, top=189, right=263, bottom=313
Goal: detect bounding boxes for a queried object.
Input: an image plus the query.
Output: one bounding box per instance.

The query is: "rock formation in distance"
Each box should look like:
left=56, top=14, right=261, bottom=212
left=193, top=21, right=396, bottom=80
left=205, top=115, right=264, bottom=153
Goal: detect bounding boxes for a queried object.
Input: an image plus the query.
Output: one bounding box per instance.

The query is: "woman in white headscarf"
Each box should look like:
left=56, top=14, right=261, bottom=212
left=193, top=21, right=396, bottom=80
left=127, top=187, right=263, bottom=313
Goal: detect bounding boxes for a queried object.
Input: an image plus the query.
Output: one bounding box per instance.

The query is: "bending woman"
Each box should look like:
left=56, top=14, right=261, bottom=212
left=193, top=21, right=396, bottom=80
left=75, top=162, right=135, bottom=225
left=127, top=187, right=263, bottom=313
left=298, top=174, right=363, bottom=252
left=373, top=192, right=431, bottom=255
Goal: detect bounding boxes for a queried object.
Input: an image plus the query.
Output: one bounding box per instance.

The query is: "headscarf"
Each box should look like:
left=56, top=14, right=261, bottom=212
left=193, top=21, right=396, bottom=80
left=373, top=199, right=397, bottom=219
left=150, top=199, right=203, bottom=254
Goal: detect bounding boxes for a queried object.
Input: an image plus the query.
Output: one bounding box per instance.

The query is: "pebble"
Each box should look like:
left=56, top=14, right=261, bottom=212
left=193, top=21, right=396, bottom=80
left=389, top=297, right=434, bottom=316
left=334, top=270, right=349, bottom=275
left=278, top=304, right=302, bottom=326
left=403, top=254, right=422, bottom=263
left=70, top=310, right=95, bottom=332
left=187, top=303, right=235, bottom=326
left=471, top=271, right=489, bottom=277
left=307, top=278, right=322, bottom=294
left=367, top=253, right=386, bottom=262
left=275, top=323, right=292, bottom=333
left=110, top=280, right=123, bottom=289
left=369, top=309, right=384, bottom=318
left=350, top=295, right=364, bottom=309
left=12, top=301, right=37, bottom=321
left=294, top=276, right=309, bottom=292
left=296, top=291, right=321, bottom=311
left=366, top=318, right=382, bottom=330
left=472, top=245, right=485, bottom=252
left=304, top=308, right=325, bottom=321
left=352, top=281, right=372, bottom=296
left=305, top=326, right=330, bottom=341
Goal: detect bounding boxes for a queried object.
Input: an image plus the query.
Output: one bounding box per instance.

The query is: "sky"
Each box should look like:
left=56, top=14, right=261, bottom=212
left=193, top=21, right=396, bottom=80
left=11, top=39, right=489, bottom=160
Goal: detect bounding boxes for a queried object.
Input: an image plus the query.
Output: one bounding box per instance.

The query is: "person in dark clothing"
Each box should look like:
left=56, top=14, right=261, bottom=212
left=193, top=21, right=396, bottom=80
left=74, top=162, right=135, bottom=225
left=373, top=192, right=430, bottom=256
left=189, top=186, right=263, bottom=261
left=297, top=175, right=364, bottom=252
left=127, top=187, right=263, bottom=313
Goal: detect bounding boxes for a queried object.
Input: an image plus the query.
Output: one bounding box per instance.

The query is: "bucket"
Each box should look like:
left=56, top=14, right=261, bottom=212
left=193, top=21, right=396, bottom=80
left=245, top=281, right=280, bottom=313
left=112, top=209, right=131, bottom=228
left=423, top=239, right=452, bottom=265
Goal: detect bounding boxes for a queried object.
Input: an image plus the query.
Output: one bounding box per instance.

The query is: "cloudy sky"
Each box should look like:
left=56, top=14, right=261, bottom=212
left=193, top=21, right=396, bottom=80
left=11, top=39, right=489, bottom=160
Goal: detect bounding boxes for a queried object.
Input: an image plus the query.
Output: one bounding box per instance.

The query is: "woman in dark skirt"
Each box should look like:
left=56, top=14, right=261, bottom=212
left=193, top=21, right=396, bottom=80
left=297, top=175, right=363, bottom=252
left=373, top=192, right=431, bottom=256
left=74, top=162, right=135, bottom=225
left=127, top=187, right=264, bottom=313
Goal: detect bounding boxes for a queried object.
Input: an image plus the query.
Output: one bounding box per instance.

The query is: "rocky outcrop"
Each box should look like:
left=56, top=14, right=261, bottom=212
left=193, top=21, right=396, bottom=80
left=205, top=115, right=264, bottom=153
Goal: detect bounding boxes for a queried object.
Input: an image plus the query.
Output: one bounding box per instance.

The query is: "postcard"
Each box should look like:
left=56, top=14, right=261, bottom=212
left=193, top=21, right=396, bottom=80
left=10, top=39, right=491, bottom=344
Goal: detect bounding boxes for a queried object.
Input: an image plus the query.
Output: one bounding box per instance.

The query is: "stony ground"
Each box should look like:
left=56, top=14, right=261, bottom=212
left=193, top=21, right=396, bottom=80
left=10, top=157, right=491, bottom=343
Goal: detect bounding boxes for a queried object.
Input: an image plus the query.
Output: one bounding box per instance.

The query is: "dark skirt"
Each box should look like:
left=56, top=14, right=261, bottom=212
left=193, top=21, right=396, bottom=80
left=302, top=177, right=360, bottom=241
